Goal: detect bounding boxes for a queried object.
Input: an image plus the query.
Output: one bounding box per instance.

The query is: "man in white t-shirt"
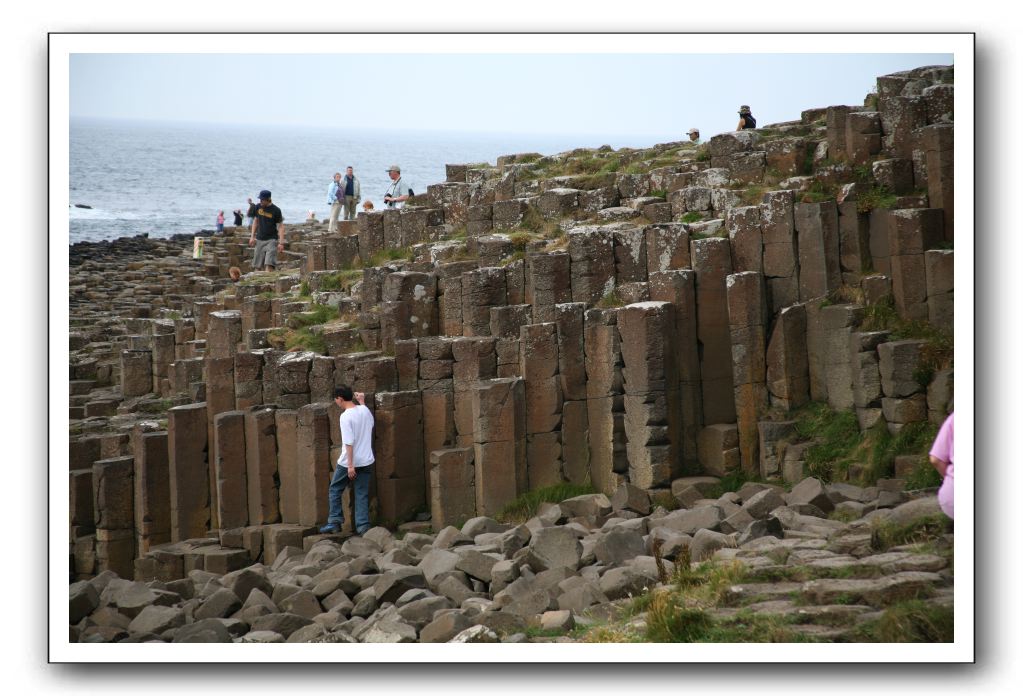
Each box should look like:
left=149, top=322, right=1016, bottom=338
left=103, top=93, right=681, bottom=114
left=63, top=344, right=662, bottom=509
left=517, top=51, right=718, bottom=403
left=320, top=385, right=375, bottom=535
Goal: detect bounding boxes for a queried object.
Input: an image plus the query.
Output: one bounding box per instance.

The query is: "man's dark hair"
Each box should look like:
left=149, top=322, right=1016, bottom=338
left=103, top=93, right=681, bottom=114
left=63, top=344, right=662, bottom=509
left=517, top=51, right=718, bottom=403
left=333, top=385, right=354, bottom=402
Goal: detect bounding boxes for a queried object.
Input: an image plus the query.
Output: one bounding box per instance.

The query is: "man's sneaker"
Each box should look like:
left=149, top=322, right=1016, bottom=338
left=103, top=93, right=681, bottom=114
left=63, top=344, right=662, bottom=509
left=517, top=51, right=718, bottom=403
left=319, top=523, right=342, bottom=534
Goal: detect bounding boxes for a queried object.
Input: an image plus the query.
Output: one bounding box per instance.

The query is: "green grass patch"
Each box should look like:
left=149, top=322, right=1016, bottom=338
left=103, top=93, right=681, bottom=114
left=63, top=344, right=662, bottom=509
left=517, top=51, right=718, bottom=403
left=848, top=599, right=952, bottom=642
left=680, top=211, right=704, bottom=224
left=299, top=281, right=311, bottom=297
left=800, top=179, right=838, bottom=204
left=695, top=145, right=711, bottom=162
left=368, top=246, right=413, bottom=267
left=856, top=185, right=900, bottom=213
left=649, top=189, right=668, bottom=200
left=789, top=402, right=939, bottom=485
left=496, top=483, right=597, bottom=524
left=739, top=185, right=769, bottom=206
left=870, top=514, right=953, bottom=553
left=596, top=288, right=625, bottom=309
left=859, top=297, right=953, bottom=379
left=284, top=328, right=327, bottom=354
left=288, top=303, right=340, bottom=329
left=702, top=469, right=755, bottom=499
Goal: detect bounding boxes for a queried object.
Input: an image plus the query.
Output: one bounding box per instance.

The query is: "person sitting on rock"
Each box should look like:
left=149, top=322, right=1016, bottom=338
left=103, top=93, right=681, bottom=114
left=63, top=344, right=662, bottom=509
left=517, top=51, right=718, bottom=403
left=736, top=105, right=757, bottom=130
left=228, top=266, right=242, bottom=282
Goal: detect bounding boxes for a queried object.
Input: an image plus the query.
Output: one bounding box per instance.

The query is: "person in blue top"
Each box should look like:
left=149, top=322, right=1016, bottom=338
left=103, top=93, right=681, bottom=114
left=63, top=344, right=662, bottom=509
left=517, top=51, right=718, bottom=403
left=327, top=172, right=344, bottom=233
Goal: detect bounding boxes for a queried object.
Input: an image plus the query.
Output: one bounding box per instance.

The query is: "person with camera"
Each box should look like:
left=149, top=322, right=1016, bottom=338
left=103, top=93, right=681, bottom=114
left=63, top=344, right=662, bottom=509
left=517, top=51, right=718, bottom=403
left=736, top=105, right=757, bottom=130
left=383, top=164, right=414, bottom=209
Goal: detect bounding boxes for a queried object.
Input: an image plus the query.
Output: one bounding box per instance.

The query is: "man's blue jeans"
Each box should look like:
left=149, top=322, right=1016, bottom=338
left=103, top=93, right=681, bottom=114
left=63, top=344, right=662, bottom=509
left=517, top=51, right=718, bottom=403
left=327, top=463, right=373, bottom=533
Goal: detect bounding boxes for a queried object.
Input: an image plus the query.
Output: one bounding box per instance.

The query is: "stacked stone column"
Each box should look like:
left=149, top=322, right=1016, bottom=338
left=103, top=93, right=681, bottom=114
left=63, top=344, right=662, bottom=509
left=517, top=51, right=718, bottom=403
left=167, top=402, right=209, bottom=542
left=569, top=226, right=615, bottom=305
left=795, top=201, right=841, bottom=301
left=555, top=303, right=590, bottom=485
left=429, top=448, right=476, bottom=529
left=461, top=267, right=507, bottom=337
left=584, top=308, right=627, bottom=495
left=691, top=237, right=735, bottom=425
left=726, top=272, right=768, bottom=474
left=526, top=252, right=572, bottom=323
left=471, top=377, right=526, bottom=516
left=888, top=208, right=944, bottom=321
left=760, top=191, right=799, bottom=313
left=132, top=425, right=170, bottom=554
left=765, top=304, right=810, bottom=411
left=520, top=323, right=563, bottom=488
left=213, top=410, right=248, bottom=530
left=374, top=391, right=425, bottom=525
left=648, top=270, right=702, bottom=467
left=93, top=455, right=135, bottom=578
left=295, top=403, right=332, bottom=526
left=618, top=301, right=681, bottom=489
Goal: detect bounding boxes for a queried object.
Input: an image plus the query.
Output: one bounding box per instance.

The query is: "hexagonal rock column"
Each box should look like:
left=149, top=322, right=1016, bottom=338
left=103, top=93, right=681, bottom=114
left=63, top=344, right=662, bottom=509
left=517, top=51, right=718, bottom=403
left=887, top=209, right=944, bottom=321
left=691, top=237, right=736, bottom=425
left=132, top=427, right=170, bottom=554
left=794, top=201, right=841, bottom=302
left=648, top=270, right=703, bottom=468
left=765, top=304, right=810, bottom=411
left=206, top=310, right=242, bottom=360
left=245, top=406, right=280, bottom=525
left=760, top=190, right=799, bottom=314
left=357, top=210, right=384, bottom=261
left=555, top=303, right=590, bottom=485
left=471, top=378, right=526, bottom=517
left=726, top=272, right=768, bottom=474
left=520, top=323, right=563, bottom=489
left=461, top=267, right=507, bottom=337
left=273, top=409, right=298, bottom=523
left=374, top=390, right=425, bottom=525
left=295, top=403, right=332, bottom=527
left=821, top=304, right=865, bottom=411
left=213, top=410, right=248, bottom=531
left=451, top=337, right=497, bottom=449
left=569, top=226, right=615, bottom=305
left=120, top=349, right=153, bottom=398
left=918, top=124, right=953, bottom=241
left=93, top=455, right=135, bottom=578
left=167, top=403, right=209, bottom=542
left=429, top=448, right=476, bottom=530
left=526, top=253, right=572, bottom=324
left=726, top=206, right=763, bottom=274
left=618, top=301, right=681, bottom=489
left=925, top=249, right=953, bottom=333
left=645, top=223, right=691, bottom=275
left=585, top=308, right=627, bottom=496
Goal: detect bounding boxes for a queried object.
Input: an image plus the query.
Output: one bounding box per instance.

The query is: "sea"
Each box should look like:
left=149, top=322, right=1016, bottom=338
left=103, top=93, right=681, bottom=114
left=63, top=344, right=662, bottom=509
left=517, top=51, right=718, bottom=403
left=69, top=119, right=666, bottom=244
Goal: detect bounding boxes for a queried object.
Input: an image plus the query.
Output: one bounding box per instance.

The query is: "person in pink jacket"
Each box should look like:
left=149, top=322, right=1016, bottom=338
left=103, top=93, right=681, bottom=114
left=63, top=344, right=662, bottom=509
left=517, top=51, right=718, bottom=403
left=216, top=210, right=225, bottom=234
left=929, top=412, right=954, bottom=519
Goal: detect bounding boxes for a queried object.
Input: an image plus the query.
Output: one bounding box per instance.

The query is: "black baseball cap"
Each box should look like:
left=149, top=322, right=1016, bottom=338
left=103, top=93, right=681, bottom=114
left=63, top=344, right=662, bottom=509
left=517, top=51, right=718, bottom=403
left=258, top=190, right=272, bottom=200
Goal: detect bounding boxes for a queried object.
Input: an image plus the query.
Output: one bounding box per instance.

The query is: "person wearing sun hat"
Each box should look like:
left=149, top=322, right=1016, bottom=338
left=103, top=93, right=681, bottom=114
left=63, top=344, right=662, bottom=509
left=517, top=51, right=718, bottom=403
left=686, top=127, right=701, bottom=144
left=383, top=164, right=414, bottom=209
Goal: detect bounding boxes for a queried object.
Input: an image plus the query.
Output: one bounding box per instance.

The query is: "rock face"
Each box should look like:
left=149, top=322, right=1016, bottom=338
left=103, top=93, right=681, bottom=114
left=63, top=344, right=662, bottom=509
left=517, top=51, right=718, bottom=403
left=68, top=64, right=954, bottom=643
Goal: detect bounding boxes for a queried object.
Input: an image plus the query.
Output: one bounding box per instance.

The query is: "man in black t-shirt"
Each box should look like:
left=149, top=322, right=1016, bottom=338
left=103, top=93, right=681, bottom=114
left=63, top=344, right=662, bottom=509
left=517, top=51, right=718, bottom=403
left=248, top=189, right=285, bottom=271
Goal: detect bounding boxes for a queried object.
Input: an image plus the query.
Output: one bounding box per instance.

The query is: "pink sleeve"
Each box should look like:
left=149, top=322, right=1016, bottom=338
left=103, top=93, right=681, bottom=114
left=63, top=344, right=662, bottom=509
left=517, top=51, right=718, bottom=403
left=929, top=413, right=954, bottom=466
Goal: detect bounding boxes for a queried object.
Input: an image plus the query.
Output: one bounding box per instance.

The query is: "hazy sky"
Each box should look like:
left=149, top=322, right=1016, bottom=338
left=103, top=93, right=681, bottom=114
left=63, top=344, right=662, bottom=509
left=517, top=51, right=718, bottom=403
left=70, top=52, right=952, bottom=142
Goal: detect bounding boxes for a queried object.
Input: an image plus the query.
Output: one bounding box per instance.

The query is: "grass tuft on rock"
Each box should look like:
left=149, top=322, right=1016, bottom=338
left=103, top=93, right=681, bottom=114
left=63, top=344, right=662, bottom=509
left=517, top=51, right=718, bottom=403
left=849, top=599, right=953, bottom=642
left=496, top=483, right=596, bottom=524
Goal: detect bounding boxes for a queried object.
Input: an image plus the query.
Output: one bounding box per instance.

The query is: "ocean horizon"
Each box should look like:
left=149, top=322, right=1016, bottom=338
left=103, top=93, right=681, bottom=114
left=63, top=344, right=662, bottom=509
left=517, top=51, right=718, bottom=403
left=68, top=118, right=677, bottom=244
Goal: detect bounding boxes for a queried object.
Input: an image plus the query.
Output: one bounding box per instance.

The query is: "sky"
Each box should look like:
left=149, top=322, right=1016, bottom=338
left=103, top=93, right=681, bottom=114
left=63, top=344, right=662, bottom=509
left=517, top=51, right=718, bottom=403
left=70, top=52, right=953, bottom=143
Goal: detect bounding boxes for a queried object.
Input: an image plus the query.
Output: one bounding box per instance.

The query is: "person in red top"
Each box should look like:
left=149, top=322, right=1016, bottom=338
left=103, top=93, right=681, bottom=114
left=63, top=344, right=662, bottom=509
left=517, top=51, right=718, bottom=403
left=216, top=210, right=225, bottom=234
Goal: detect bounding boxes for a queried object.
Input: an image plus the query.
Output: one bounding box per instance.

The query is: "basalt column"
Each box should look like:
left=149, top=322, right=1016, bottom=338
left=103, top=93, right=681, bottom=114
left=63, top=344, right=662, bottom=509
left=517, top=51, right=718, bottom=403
left=648, top=270, right=703, bottom=468
left=167, top=402, right=209, bottom=542
left=726, top=272, right=768, bottom=474
left=584, top=308, right=627, bottom=495
left=691, top=237, right=735, bottom=425
left=618, top=301, right=681, bottom=489
left=374, top=390, right=425, bottom=525
left=520, top=323, right=563, bottom=488
left=471, top=377, right=526, bottom=516
left=555, top=302, right=589, bottom=485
